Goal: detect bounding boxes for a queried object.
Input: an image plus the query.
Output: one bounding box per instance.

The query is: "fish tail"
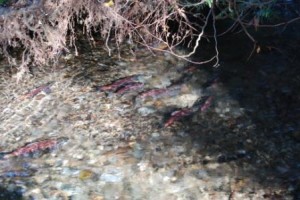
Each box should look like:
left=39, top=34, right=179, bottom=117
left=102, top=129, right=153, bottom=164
left=92, top=85, right=100, bottom=91
left=164, top=118, right=175, bottom=128
left=164, top=121, right=171, bottom=128
left=0, top=152, right=6, bottom=159
left=164, top=114, right=177, bottom=127
left=0, top=152, right=12, bottom=160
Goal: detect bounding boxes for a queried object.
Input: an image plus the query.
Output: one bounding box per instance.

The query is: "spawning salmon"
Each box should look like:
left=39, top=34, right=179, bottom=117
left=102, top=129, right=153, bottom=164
left=96, top=74, right=148, bottom=92
left=200, top=96, right=213, bottom=112
left=21, top=82, right=54, bottom=99
left=192, top=96, right=213, bottom=112
left=164, top=96, right=213, bottom=127
left=0, top=137, right=69, bottom=159
left=164, top=108, right=193, bottom=127
left=115, top=82, right=144, bottom=95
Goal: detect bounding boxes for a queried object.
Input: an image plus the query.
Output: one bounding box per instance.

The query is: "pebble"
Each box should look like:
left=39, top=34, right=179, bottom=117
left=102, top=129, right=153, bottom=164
left=34, top=174, right=50, bottom=184
left=206, top=163, right=220, bottom=169
left=100, top=171, right=123, bottom=183
left=79, top=169, right=95, bottom=180
left=171, top=145, right=186, bottom=155
left=151, top=132, right=160, bottom=138
left=73, top=153, right=84, bottom=160
left=137, top=106, right=156, bottom=116
left=193, top=169, right=209, bottom=180
left=137, top=161, right=149, bottom=171
left=26, top=188, right=44, bottom=200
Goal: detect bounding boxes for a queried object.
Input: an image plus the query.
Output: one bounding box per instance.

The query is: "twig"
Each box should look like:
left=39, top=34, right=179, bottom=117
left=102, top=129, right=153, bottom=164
left=174, top=9, right=212, bottom=59
left=212, top=0, right=220, bottom=67
left=106, top=27, right=112, bottom=56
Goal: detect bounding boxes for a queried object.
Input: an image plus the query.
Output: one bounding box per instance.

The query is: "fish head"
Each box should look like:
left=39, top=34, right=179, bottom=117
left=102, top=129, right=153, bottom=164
left=56, top=137, right=69, bottom=145
left=193, top=96, right=210, bottom=107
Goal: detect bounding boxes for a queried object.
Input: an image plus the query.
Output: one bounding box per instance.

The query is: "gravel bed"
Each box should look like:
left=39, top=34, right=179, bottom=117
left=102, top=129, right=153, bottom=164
left=0, top=41, right=298, bottom=200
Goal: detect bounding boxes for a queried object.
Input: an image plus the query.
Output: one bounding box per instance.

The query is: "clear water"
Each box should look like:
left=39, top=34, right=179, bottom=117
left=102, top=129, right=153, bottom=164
left=0, top=32, right=299, bottom=199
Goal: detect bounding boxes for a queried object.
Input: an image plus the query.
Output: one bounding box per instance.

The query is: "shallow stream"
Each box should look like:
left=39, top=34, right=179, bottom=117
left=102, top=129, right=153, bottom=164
left=0, top=27, right=299, bottom=199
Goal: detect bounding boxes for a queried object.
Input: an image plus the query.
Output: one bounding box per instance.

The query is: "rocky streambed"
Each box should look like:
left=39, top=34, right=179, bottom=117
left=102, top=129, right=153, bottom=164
left=0, top=36, right=299, bottom=199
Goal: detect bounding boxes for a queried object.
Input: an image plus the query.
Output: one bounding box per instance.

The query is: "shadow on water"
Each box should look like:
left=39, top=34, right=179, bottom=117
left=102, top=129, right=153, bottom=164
left=190, top=21, right=300, bottom=198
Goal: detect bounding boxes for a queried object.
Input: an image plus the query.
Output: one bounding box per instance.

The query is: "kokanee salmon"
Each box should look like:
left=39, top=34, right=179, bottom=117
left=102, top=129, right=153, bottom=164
left=116, top=82, right=144, bottom=95
left=164, top=96, right=213, bottom=127
left=96, top=74, right=148, bottom=92
left=20, top=82, right=54, bottom=100
left=0, top=137, right=69, bottom=159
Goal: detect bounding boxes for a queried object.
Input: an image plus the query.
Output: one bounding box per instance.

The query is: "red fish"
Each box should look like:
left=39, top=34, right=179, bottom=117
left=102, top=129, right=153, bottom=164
left=200, top=96, right=213, bottom=112
left=1, top=137, right=68, bottom=159
left=115, top=82, right=144, bottom=95
left=22, top=82, right=53, bottom=99
left=164, top=108, right=193, bottom=127
left=164, top=96, right=213, bottom=127
left=96, top=75, right=146, bottom=92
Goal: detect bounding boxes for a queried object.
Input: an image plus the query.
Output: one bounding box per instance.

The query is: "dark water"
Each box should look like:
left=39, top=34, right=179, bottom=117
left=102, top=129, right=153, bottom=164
left=192, top=21, right=300, bottom=198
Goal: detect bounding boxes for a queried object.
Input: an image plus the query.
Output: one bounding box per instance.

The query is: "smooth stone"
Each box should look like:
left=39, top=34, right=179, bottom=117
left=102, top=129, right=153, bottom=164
left=100, top=172, right=123, bottom=183
left=137, top=107, right=156, bottom=116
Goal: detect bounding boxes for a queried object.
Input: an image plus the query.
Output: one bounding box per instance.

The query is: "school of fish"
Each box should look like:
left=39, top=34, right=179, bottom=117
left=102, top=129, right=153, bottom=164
left=94, top=66, right=217, bottom=127
left=4, top=65, right=216, bottom=179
